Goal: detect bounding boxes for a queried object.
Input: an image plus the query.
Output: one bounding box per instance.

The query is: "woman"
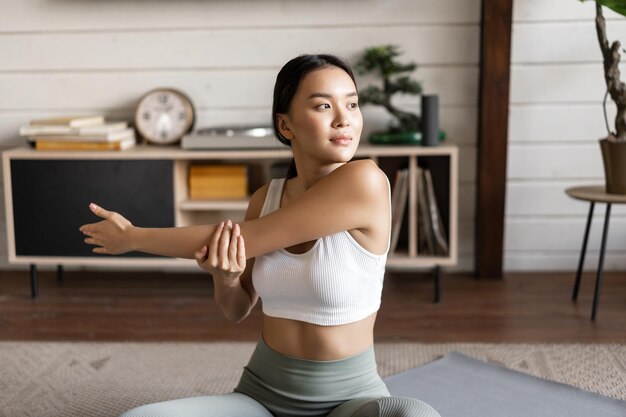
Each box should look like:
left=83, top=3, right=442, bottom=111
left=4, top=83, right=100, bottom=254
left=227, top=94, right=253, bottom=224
left=80, top=54, right=440, bottom=417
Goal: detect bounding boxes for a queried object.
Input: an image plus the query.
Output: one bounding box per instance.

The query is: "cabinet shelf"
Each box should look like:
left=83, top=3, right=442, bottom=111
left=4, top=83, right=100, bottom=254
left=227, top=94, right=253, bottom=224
left=180, top=198, right=250, bottom=211
left=3, top=144, right=458, bottom=272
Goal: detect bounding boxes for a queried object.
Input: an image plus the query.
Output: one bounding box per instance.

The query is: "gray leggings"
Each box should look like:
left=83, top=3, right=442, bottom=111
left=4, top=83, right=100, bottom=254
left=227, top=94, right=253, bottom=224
left=120, top=336, right=440, bottom=417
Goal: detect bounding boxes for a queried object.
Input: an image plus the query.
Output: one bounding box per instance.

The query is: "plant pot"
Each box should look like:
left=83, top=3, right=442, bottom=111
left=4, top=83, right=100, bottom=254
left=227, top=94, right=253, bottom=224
left=599, top=136, right=626, bottom=194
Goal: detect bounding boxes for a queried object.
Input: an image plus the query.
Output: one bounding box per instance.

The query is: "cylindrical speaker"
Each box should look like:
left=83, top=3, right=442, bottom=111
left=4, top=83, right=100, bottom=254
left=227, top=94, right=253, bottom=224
left=421, top=94, right=439, bottom=147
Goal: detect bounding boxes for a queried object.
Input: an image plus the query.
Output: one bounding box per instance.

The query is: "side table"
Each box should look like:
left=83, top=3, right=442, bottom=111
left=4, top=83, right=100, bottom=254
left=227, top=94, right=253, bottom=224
left=565, top=185, right=626, bottom=320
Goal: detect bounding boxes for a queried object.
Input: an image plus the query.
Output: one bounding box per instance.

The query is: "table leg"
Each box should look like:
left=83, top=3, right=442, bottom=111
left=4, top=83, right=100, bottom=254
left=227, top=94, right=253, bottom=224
left=30, top=264, right=39, bottom=299
left=57, top=265, right=64, bottom=284
left=572, top=202, right=595, bottom=301
left=591, top=203, right=611, bottom=321
left=433, top=265, right=441, bottom=304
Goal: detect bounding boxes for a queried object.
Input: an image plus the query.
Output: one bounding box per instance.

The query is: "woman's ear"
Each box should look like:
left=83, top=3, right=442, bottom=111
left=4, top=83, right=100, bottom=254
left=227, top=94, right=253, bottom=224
left=277, top=114, right=294, bottom=141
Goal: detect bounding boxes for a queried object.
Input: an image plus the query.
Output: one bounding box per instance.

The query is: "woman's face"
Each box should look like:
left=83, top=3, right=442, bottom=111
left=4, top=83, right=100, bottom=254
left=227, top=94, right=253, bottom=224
left=278, top=66, right=363, bottom=165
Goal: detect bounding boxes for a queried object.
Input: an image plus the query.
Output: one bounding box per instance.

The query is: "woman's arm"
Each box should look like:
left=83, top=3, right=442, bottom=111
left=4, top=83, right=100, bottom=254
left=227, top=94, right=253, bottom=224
left=239, top=159, right=389, bottom=258
left=80, top=205, right=217, bottom=258
left=81, top=159, right=388, bottom=259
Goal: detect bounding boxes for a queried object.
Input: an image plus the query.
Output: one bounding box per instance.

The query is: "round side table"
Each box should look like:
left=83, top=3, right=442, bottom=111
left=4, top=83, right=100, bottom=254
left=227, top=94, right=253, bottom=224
left=565, top=185, right=626, bottom=320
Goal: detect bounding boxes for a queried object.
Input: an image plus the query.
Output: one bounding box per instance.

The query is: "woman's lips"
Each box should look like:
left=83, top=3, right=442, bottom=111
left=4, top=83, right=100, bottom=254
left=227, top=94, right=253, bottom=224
left=330, top=135, right=352, bottom=145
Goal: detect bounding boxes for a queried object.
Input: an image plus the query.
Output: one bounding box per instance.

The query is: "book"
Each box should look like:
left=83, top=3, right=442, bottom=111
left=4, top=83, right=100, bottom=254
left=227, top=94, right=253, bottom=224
left=28, top=128, right=135, bottom=143
left=35, top=136, right=136, bottom=151
left=389, top=168, right=409, bottom=254
left=188, top=164, right=249, bottom=199
left=20, top=121, right=128, bottom=137
left=189, top=165, right=248, bottom=177
left=29, top=115, right=105, bottom=128
left=424, top=169, right=449, bottom=256
left=417, top=167, right=435, bottom=255
left=189, top=187, right=248, bottom=199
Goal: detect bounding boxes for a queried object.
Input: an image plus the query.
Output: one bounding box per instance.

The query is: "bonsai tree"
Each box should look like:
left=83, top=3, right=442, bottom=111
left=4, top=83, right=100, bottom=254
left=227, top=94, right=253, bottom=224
left=580, top=0, right=626, bottom=142
left=355, top=45, right=422, bottom=133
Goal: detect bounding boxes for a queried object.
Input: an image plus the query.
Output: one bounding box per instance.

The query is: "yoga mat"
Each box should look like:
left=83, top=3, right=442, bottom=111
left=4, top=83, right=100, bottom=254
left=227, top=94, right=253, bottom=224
left=384, top=351, right=626, bottom=417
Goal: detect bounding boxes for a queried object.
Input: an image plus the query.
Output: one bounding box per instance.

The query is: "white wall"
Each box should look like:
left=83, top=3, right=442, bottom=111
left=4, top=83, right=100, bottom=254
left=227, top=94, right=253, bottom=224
left=0, top=0, right=482, bottom=271
left=508, top=0, right=626, bottom=271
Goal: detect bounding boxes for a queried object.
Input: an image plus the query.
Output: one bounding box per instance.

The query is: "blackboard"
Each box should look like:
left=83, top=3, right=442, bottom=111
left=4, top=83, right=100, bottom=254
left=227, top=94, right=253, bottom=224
left=11, top=159, right=174, bottom=258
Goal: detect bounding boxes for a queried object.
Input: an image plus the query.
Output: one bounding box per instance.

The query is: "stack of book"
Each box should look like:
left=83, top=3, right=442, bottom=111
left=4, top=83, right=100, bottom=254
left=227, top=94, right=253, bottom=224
left=188, top=164, right=248, bottom=199
left=19, top=115, right=136, bottom=151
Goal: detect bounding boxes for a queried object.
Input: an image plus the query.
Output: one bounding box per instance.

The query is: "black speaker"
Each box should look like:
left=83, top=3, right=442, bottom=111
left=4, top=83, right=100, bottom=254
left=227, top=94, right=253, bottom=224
left=421, top=94, right=439, bottom=147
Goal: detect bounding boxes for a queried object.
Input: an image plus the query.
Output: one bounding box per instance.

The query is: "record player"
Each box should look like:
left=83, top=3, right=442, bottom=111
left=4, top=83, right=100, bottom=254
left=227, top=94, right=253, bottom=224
left=181, top=125, right=287, bottom=150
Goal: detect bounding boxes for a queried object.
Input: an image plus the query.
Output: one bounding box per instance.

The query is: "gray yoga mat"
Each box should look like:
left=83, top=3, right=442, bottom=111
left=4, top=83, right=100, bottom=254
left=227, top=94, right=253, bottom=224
left=383, top=351, right=626, bottom=417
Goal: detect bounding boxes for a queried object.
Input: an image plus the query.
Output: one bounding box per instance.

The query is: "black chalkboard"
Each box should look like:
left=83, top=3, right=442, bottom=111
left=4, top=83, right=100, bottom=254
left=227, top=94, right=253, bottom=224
left=11, top=159, right=174, bottom=258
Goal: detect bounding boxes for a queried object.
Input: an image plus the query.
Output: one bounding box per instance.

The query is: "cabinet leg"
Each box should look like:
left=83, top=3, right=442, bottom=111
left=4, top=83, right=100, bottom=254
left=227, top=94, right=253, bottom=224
left=433, top=265, right=441, bottom=304
left=30, top=264, right=39, bottom=299
left=573, top=202, right=594, bottom=301
left=57, top=265, right=64, bottom=284
left=591, top=203, right=611, bottom=321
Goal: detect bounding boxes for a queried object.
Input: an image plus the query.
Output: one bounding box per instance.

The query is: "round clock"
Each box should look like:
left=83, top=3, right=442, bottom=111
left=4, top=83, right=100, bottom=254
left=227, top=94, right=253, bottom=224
left=135, top=88, right=195, bottom=145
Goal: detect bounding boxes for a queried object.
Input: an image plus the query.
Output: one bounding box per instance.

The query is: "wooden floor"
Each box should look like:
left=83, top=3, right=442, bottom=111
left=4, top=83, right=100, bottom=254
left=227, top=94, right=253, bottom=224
left=0, top=269, right=625, bottom=343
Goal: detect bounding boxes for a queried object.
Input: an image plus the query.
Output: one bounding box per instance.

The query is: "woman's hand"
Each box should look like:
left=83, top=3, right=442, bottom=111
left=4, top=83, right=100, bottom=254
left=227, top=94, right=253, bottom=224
left=79, top=203, right=135, bottom=255
left=195, top=219, right=246, bottom=285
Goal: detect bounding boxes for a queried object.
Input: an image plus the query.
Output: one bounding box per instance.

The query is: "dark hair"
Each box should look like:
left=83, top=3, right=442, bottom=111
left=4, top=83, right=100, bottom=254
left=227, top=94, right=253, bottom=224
left=272, top=54, right=357, bottom=179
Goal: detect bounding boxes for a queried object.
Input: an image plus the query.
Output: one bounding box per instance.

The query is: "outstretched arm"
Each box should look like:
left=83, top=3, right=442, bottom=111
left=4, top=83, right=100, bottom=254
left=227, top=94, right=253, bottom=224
left=80, top=204, right=217, bottom=258
left=81, top=159, right=389, bottom=259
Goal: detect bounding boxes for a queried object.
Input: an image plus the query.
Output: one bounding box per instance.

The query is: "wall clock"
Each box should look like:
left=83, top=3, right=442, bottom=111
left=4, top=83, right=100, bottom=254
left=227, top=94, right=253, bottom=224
left=135, top=88, right=195, bottom=145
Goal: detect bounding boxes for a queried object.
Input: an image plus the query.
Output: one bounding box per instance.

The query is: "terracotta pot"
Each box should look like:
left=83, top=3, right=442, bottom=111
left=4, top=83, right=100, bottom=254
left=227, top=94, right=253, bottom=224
left=599, top=136, right=626, bottom=194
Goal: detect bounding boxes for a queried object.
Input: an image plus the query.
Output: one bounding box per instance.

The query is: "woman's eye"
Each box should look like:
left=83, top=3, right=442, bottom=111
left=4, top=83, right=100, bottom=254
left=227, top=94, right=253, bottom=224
left=316, top=103, right=331, bottom=110
left=349, top=102, right=359, bottom=109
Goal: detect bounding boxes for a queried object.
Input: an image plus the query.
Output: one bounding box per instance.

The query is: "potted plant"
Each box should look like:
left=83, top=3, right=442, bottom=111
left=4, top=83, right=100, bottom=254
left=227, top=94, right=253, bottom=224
left=580, top=0, right=626, bottom=194
left=355, top=45, right=445, bottom=145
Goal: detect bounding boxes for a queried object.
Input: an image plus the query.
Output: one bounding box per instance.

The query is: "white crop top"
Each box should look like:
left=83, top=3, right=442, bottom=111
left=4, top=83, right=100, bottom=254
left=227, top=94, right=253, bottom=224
left=252, top=177, right=391, bottom=326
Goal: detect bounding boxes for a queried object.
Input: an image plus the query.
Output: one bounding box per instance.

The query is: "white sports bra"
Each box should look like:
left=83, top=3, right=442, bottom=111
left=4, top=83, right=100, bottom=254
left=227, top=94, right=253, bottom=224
left=251, top=177, right=391, bottom=326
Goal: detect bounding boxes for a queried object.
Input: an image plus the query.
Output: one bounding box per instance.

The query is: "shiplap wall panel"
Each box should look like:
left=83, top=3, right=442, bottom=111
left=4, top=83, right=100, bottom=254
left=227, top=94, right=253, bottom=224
left=508, top=143, right=604, bottom=179
left=511, top=64, right=607, bottom=104
left=506, top=218, right=626, bottom=251
left=509, top=104, right=614, bottom=143
left=514, top=0, right=622, bottom=22
left=509, top=0, right=626, bottom=271
left=513, top=21, right=626, bottom=63
left=507, top=182, right=626, bottom=216
left=0, top=1, right=481, bottom=271
left=0, top=67, right=477, bottom=110
left=0, top=0, right=481, bottom=32
left=1, top=26, right=480, bottom=71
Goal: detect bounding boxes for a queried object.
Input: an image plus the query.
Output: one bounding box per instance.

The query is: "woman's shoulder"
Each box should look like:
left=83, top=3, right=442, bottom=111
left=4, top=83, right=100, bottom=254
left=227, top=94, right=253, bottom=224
left=331, top=159, right=389, bottom=195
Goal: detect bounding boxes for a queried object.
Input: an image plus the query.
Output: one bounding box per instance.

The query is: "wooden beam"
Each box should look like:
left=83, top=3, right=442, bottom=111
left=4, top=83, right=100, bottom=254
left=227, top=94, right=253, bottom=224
left=476, top=0, right=513, bottom=279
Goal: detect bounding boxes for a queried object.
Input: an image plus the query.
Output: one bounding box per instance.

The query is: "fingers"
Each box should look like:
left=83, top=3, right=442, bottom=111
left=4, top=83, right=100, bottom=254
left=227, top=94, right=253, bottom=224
left=228, top=223, right=239, bottom=268
left=201, top=219, right=245, bottom=274
left=89, top=202, right=112, bottom=220
left=79, top=222, right=95, bottom=235
left=237, top=233, right=246, bottom=270
left=79, top=220, right=105, bottom=237
left=208, top=221, right=224, bottom=266
left=218, top=220, right=232, bottom=269
left=194, top=245, right=208, bottom=263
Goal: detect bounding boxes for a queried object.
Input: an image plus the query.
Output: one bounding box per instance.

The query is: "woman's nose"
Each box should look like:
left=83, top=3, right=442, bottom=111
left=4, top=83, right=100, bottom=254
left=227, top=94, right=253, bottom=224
left=333, top=110, right=350, bottom=128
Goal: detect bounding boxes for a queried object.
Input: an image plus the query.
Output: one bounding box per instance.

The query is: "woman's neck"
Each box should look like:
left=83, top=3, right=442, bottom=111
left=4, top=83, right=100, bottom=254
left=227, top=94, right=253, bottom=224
left=292, top=155, right=345, bottom=191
